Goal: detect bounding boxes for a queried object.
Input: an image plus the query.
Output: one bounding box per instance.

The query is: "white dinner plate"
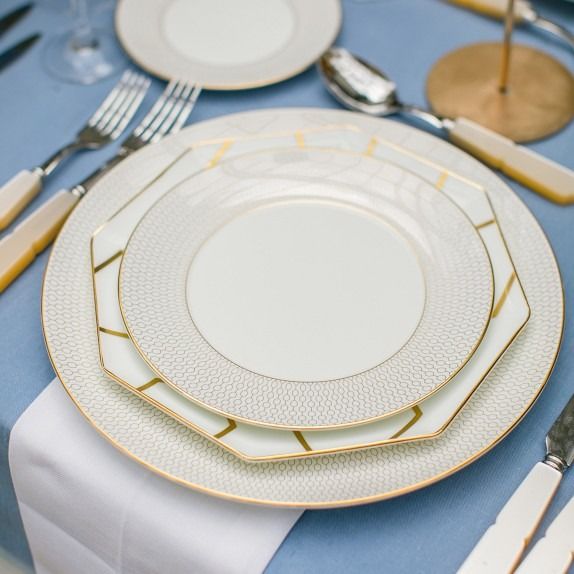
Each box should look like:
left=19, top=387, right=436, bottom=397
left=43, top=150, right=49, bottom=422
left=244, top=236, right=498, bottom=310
left=115, top=0, right=341, bottom=89
left=118, top=147, right=493, bottom=429
left=91, top=125, right=529, bottom=460
left=43, top=109, right=563, bottom=507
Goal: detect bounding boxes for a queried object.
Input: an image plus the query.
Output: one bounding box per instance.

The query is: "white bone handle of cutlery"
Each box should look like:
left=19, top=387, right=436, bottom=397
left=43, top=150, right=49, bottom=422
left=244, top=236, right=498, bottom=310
left=446, top=0, right=531, bottom=20
left=0, top=190, right=79, bottom=292
left=0, top=169, right=43, bottom=231
left=448, top=118, right=574, bottom=204
left=458, top=462, right=562, bottom=573
left=515, top=496, right=574, bottom=574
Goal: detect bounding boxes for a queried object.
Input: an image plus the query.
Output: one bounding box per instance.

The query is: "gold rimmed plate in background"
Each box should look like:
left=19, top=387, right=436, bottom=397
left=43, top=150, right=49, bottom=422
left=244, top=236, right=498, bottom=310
left=115, top=0, right=342, bottom=90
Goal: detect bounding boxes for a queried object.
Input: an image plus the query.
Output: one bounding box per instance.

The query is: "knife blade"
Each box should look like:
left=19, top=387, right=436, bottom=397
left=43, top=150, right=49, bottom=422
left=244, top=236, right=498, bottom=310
left=458, top=394, right=574, bottom=573
left=0, top=3, right=33, bottom=39
left=0, top=33, right=40, bottom=74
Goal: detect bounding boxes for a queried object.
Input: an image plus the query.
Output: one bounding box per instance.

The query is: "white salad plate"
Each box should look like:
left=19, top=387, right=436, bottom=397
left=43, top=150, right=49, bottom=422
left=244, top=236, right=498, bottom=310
left=115, top=0, right=341, bottom=89
left=43, top=109, right=563, bottom=507
left=118, top=147, right=494, bottom=429
left=92, top=126, right=529, bottom=460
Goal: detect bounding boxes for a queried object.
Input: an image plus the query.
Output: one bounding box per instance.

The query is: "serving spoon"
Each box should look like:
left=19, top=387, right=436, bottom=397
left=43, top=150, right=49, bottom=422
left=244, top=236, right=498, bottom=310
left=318, top=47, right=574, bottom=204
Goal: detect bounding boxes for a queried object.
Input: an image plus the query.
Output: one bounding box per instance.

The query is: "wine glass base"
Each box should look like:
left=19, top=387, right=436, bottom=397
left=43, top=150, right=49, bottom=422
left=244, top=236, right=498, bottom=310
left=44, top=29, right=127, bottom=85
left=426, top=43, right=574, bottom=142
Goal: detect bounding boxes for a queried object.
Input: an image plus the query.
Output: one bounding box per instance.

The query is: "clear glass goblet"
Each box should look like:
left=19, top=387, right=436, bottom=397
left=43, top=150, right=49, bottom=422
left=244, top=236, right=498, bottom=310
left=44, top=0, right=126, bottom=85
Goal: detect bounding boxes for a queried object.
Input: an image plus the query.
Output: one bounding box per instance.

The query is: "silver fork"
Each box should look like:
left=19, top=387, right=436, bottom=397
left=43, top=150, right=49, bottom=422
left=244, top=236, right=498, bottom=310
left=0, top=81, right=202, bottom=293
left=0, top=70, right=150, bottom=231
left=72, top=80, right=202, bottom=196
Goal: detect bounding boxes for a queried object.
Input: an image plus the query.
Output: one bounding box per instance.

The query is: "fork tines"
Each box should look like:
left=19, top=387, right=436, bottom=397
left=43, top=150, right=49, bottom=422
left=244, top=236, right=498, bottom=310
left=132, top=80, right=202, bottom=145
left=88, top=70, right=151, bottom=140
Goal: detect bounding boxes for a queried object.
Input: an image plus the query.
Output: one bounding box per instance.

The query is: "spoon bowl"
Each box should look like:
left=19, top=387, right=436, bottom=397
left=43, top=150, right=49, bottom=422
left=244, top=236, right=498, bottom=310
left=319, top=47, right=446, bottom=130
left=318, top=47, right=400, bottom=116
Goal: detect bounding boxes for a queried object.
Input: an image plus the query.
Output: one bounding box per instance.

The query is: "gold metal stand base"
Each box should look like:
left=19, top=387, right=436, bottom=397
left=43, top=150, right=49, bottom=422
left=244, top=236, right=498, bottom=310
left=426, top=43, right=574, bottom=143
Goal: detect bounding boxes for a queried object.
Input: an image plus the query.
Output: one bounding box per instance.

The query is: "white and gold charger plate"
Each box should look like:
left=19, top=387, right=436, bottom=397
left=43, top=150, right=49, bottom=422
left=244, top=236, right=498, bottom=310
left=115, top=0, right=341, bottom=90
left=43, top=109, right=563, bottom=507
left=91, top=125, right=529, bottom=460
left=118, top=147, right=494, bottom=429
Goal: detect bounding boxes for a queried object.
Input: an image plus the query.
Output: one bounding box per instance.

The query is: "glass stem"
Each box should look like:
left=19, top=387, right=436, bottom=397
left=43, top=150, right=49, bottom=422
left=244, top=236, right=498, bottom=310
left=70, top=0, right=99, bottom=52
left=498, top=0, right=515, bottom=94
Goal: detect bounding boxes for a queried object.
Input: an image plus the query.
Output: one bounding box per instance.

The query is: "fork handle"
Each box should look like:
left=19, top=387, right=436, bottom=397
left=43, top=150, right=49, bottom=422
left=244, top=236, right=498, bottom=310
left=0, top=190, right=79, bottom=292
left=448, top=118, right=574, bottom=204
left=0, top=169, right=43, bottom=231
left=458, top=462, right=562, bottom=574
left=445, top=0, right=531, bottom=21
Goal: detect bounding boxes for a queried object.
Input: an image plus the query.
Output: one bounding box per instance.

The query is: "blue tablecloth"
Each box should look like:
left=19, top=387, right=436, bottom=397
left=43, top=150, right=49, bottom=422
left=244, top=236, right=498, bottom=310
left=1, top=1, right=573, bottom=572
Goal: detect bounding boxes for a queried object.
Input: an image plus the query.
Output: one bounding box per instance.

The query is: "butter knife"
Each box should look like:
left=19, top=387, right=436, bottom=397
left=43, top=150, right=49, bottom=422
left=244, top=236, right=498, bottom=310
left=458, top=394, right=574, bottom=573
left=0, top=3, right=33, bottom=39
left=0, top=33, right=40, bottom=74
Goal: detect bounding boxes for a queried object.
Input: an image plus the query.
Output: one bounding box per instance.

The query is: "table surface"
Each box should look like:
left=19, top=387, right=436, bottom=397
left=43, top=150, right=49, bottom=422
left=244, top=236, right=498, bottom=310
left=0, top=1, right=573, bottom=572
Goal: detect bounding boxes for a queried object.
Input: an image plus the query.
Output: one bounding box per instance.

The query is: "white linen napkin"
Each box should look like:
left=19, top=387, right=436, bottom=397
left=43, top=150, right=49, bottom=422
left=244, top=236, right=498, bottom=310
left=9, top=380, right=302, bottom=574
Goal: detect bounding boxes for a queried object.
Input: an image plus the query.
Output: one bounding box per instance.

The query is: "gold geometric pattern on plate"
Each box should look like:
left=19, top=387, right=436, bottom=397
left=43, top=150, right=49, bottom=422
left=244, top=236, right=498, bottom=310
left=90, top=125, right=528, bottom=461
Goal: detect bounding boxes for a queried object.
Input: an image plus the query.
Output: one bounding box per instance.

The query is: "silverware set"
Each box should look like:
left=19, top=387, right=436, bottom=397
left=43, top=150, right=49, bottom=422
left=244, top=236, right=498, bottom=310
left=0, top=71, right=201, bottom=292
left=0, top=70, right=150, bottom=230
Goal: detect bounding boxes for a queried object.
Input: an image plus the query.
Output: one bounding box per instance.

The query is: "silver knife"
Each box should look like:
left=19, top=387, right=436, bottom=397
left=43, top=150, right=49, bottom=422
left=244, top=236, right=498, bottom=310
left=459, top=394, right=574, bottom=573
left=0, top=33, right=40, bottom=74
left=0, top=3, right=33, bottom=39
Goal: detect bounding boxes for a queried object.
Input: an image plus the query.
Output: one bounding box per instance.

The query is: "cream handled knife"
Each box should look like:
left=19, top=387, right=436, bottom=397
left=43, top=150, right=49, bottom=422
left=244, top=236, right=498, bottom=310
left=458, top=394, right=574, bottom=573
left=446, top=0, right=574, bottom=49
left=515, top=495, right=574, bottom=574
